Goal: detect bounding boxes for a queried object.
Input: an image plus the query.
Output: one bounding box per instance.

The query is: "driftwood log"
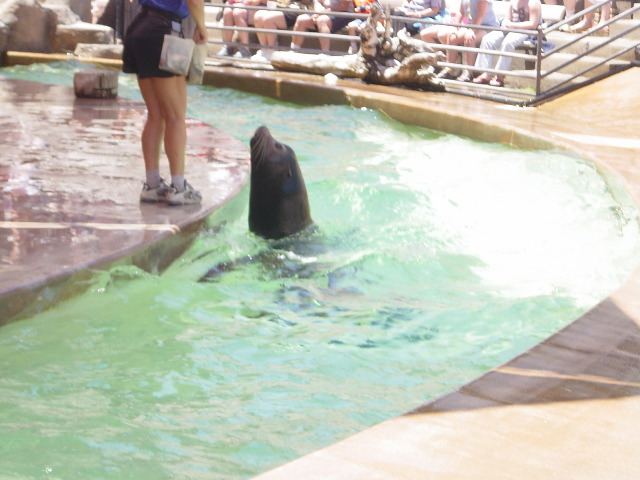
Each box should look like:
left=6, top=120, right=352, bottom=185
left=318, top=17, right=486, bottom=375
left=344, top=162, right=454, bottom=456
left=270, top=2, right=446, bottom=91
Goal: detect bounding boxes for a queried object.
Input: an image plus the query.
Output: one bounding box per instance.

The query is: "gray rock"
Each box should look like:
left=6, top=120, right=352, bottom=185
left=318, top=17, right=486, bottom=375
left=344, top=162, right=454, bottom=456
left=0, top=0, right=58, bottom=53
left=73, top=69, right=119, bottom=98
left=54, top=22, right=114, bottom=53
left=74, top=42, right=123, bottom=59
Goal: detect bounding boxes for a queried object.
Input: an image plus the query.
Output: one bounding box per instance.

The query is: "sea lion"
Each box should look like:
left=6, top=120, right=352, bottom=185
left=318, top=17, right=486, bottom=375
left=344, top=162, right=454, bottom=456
left=248, top=125, right=313, bottom=240
left=198, top=126, right=314, bottom=282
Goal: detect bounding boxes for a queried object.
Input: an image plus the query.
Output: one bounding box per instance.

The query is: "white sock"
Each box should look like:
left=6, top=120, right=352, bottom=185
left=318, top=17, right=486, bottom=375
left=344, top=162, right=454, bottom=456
left=172, top=175, right=185, bottom=192
left=145, top=169, right=161, bottom=188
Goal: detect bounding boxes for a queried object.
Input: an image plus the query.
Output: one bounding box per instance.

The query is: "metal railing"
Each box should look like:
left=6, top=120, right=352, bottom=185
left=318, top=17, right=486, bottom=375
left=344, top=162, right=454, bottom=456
left=534, top=1, right=640, bottom=102
left=202, top=0, right=640, bottom=104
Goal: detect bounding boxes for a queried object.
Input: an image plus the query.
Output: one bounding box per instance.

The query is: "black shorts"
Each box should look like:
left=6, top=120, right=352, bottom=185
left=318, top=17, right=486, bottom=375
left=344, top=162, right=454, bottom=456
left=283, top=11, right=300, bottom=29
left=123, top=11, right=181, bottom=79
left=326, top=14, right=351, bottom=33
left=284, top=11, right=351, bottom=31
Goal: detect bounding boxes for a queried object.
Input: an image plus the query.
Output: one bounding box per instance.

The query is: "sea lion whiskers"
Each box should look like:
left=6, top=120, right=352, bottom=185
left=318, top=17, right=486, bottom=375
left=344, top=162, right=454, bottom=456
left=250, top=127, right=270, bottom=170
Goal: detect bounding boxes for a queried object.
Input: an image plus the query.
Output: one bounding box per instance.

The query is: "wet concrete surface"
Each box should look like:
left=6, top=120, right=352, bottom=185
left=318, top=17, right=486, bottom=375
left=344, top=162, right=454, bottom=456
left=0, top=76, right=249, bottom=323
left=2, top=60, right=640, bottom=479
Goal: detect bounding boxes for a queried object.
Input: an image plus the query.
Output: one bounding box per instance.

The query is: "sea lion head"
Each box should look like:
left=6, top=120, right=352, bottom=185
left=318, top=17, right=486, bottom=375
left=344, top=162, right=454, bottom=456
left=248, top=126, right=313, bottom=240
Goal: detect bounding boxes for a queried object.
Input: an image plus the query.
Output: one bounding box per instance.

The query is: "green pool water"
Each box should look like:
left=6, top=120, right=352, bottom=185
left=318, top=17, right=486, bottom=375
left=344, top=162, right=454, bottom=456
left=2, top=62, right=640, bottom=479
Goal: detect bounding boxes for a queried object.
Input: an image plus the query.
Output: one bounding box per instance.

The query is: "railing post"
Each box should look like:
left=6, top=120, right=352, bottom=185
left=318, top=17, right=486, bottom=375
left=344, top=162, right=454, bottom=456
left=535, top=25, right=543, bottom=97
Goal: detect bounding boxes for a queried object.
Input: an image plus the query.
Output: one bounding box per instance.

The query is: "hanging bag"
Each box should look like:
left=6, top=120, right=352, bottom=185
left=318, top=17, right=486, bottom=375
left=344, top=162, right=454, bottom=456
left=159, top=33, right=195, bottom=76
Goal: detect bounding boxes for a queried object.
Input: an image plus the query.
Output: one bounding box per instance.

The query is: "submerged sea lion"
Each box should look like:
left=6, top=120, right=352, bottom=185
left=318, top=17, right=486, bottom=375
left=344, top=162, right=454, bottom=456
left=249, top=125, right=313, bottom=240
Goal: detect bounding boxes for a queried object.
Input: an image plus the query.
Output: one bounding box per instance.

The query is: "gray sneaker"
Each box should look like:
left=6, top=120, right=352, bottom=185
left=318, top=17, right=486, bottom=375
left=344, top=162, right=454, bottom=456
left=140, top=178, right=171, bottom=203
left=216, top=45, right=234, bottom=57
left=167, top=180, right=202, bottom=206
left=233, top=47, right=251, bottom=59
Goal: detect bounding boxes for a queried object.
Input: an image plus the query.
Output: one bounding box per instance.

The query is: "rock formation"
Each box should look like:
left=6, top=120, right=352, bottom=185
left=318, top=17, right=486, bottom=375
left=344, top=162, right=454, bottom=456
left=0, top=0, right=114, bottom=54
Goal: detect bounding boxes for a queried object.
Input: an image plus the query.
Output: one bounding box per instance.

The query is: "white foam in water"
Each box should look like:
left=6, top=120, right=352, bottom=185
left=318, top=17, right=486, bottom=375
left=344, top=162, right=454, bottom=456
left=390, top=135, right=640, bottom=306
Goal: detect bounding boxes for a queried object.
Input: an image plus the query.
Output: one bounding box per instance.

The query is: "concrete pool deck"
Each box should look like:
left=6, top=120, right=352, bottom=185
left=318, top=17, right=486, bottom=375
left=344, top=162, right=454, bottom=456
left=0, top=75, right=249, bottom=323
left=1, top=61, right=640, bottom=478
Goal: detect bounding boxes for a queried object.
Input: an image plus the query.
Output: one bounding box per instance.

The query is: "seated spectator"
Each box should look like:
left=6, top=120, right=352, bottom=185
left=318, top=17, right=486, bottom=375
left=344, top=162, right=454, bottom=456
left=290, top=0, right=355, bottom=51
left=419, top=0, right=461, bottom=45
left=560, top=0, right=611, bottom=35
left=347, top=0, right=375, bottom=53
left=217, top=0, right=267, bottom=58
left=393, top=0, right=445, bottom=35
left=252, top=0, right=314, bottom=61
left=424, top=0, right=499, bottom=82
left=473, top=0, right=541, bottom=86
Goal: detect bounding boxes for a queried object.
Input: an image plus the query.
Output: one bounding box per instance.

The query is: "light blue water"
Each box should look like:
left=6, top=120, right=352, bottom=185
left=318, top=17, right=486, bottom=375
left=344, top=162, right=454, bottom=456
left=1, top=61, right=640, bottom=479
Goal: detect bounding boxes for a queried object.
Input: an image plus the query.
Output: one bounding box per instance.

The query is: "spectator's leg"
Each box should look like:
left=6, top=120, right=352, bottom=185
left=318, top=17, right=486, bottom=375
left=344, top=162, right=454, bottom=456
left=473, top=30, right=504, bottom=82
left=434, top=26, right=461, bottom=78
left=439, top=26, right=461, bottom=64
left=462, top=28, right=488, bottom=67
left=568, top=0, right=596, bottom=30
left=348, top=20, right=359, bottom=52
left=222, top=7, right=235, bottom=43
left=597, top=0, right=611, bottom=30
left=316, top=14, right=333, bottom=51
left=233, top=8, right=251, bottom=44
left=257, top=10, right=287, bottom=47
left=420, top=24, right=441, bottom=43
left=564, top=0, right=576, bottom=21
left=291, top=14, right=314, bottom=48
left=494, top=32, right=528, bottom=77
left=254, top=10, right=267, bottom=45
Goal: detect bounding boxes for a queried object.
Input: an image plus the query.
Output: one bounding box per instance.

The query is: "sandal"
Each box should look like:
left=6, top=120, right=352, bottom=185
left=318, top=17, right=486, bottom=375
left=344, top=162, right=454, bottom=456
left=456, top=70, right=472, bottom=82
left=489, top=77, right=504, bottom=87
left=560, top=23, right=590, bottom=33
left=592, top=25, right=610, bottom=36
left=472, top=74, right=491, bottom=84
left=437, top=68, right=456, bottom=80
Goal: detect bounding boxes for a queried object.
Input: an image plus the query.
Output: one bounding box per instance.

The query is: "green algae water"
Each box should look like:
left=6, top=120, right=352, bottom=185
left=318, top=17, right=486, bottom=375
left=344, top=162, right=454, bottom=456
left=2, top=62, right=640, bottom=479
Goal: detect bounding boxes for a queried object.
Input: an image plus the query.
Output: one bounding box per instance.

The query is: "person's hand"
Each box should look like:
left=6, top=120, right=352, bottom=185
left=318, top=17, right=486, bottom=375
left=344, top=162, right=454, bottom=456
left=194, top=24, right=208, bottom=44
left=465, top=29, right=476, bottom=42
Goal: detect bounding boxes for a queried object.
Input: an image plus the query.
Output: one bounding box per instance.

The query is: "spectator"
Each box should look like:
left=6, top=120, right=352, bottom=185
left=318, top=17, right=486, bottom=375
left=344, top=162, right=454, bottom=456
left=252, top=0, right=314, bottom=61
left=290, top=0, right=355, bottom=51
left=560, top=0, right=611, bottom=35
left=420, top=0, right=461, bottom=46
left=473, top=0, right=541, bottom=86
left=426, top=0, right=499, bottom=82
left=393, top=0, right=445, bottom=35
left=217, top=0, right=267, bottom=58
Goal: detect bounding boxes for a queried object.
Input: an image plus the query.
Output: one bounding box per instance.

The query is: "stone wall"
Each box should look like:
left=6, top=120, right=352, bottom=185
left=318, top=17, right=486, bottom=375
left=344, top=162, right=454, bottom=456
left=0, top=0, right=58, bottom=53
left=0, top=0, right=113, bottom=54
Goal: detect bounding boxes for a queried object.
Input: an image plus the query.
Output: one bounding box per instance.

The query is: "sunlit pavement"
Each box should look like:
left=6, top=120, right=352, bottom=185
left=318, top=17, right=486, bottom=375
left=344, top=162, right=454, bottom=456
left=1, top=64, right=640, bottom=479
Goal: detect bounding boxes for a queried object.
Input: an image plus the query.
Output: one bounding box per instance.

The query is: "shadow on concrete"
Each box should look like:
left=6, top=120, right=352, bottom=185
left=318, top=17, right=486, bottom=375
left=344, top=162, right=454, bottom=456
left=409, top=298, right=640, bottom=414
